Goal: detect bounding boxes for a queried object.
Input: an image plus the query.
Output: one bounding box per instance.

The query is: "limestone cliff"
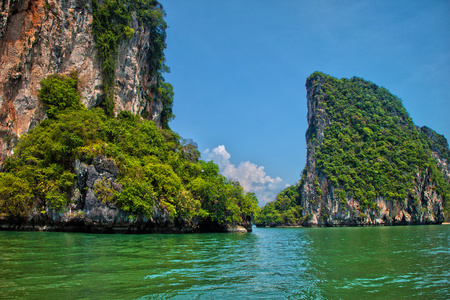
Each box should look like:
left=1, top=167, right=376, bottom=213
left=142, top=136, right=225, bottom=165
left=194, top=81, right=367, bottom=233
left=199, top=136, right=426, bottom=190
left=0, top=0, right=163, bottom=162
left=301, top=74, right=447, bottom=226
left=257, top=72, right=449, bottom=227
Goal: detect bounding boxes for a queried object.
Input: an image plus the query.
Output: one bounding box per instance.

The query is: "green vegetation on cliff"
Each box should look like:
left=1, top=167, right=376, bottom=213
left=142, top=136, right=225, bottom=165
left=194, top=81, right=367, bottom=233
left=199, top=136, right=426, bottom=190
left=39, top=72, right=84, bottom=119
left=257, top=72, right=450, bottom=226
left=92, top=0, right=173, bottom=127
left=312, top=72, right=449, bottom=206
left=0, top=74, right=259, bottom=226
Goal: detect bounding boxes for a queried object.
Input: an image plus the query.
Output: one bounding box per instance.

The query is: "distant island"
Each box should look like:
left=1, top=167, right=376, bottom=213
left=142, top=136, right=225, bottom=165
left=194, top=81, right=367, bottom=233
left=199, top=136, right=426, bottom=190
left=256, top=72, right=449, bottom=227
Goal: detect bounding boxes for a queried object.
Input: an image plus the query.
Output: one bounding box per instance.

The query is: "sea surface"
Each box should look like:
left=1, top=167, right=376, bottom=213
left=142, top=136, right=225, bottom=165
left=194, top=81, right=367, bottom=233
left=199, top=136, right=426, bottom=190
left=0, top=225, right=448, bottom=299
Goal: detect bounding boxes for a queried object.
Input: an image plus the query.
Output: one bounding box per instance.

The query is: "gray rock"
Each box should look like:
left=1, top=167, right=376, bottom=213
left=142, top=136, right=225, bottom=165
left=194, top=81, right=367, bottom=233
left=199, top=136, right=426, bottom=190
left=94, top=155, right=119, bottom=176
left=75, top=159, right=88, bottom=190
left=85, top=165, right=99, bottom=189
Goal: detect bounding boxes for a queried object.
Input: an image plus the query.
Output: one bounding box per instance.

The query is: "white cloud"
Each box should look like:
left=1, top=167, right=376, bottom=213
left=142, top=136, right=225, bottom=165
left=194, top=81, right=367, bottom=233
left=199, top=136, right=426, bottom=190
left=203, top=145, right=288, bottom=206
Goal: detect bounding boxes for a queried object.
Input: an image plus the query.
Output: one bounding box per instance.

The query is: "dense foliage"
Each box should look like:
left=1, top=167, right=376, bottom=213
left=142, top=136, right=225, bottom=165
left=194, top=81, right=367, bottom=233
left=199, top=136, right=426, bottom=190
left=0, top=76, right=259, bottom=226
left=92, top=0, right=174, bottom=128
left=39, top=72, right=84, bottom=118
left=257, top=72, right=450, bottom=225
left=312, top=72, right=450, bottom=209
left=255, top=184, right=304, bottom=227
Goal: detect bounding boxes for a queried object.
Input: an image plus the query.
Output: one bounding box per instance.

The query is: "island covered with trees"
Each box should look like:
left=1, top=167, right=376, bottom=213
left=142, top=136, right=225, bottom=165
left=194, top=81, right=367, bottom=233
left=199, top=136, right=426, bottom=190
left=0, top=72, right=259, bottom=233
left=0, top=0, right=259, bottom=233
left=256, top=72, right=449, bottom=227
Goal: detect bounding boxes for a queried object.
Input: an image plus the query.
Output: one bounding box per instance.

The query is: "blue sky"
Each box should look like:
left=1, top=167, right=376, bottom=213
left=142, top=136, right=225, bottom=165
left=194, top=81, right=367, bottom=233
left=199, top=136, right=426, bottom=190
left=159, top=0, right=450, bottom=206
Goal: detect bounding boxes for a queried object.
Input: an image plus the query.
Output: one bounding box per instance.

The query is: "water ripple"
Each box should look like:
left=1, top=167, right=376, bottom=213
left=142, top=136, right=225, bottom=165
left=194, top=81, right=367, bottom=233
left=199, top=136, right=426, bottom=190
left=0, top=225, right=448, bottom=299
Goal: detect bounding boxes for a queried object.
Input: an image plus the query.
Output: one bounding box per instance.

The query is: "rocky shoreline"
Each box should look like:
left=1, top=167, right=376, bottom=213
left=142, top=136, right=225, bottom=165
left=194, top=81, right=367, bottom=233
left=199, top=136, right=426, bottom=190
left=0, top=216, right=253, bottom=234
left=256, top=222, right=443, bottom=228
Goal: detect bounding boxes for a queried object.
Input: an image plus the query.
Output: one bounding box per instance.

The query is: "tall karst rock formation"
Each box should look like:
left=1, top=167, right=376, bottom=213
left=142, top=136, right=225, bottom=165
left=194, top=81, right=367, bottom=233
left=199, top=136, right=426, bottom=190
left=0, top=0, right=164, bottom=162
left=257, top=72, right=449, bottom=226
left=0, top=1, right=260, bottom=234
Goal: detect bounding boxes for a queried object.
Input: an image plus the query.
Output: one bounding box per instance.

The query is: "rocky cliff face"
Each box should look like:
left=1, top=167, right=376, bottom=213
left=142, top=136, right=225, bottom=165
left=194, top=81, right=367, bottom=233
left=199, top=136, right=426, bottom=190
left=0, top=0, right=162, bottom=162
left=298, top=73, right=447, bottom=226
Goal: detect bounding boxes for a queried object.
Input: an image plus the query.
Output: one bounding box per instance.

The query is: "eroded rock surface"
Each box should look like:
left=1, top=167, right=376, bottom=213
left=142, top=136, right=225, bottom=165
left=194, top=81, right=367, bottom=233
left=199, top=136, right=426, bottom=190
left=0, top=0, right=162, bottom=162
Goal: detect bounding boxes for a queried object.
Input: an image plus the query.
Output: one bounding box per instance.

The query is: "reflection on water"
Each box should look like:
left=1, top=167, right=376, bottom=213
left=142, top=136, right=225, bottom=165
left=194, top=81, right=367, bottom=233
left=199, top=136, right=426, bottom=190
left=0, top=225, right=448, bottom=299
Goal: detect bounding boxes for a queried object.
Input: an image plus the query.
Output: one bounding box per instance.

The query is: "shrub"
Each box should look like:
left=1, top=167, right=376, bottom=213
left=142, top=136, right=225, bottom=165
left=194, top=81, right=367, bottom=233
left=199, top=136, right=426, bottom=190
left=0, top=173, right=34, bottom=218
left=39, top=72, right=84, bottom=118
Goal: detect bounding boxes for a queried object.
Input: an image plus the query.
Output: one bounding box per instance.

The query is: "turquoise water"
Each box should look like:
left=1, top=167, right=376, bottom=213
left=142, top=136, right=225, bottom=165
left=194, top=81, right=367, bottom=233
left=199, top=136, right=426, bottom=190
left=0, top=225, right=448, bottom=299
